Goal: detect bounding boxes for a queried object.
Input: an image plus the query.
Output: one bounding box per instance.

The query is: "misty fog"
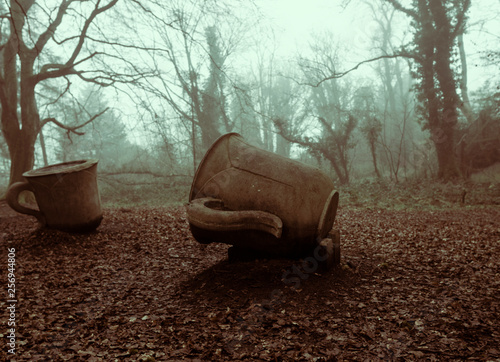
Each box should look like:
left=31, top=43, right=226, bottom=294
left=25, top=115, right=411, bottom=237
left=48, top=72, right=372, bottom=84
left=1, top=0, right=499, bottom=204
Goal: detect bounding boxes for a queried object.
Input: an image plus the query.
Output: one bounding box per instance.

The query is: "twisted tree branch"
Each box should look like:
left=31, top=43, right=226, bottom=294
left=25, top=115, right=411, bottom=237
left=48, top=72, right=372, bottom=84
left=40, top=107, right=109, bottom=136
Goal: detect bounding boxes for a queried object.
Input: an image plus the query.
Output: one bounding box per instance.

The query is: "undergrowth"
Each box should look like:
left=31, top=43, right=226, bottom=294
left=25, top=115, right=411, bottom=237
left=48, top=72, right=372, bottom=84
left=96, top=174, right=500, bottom=211
left=98, top=174, right=191, bottom=208
left=338, top=179, right=500, bottom=210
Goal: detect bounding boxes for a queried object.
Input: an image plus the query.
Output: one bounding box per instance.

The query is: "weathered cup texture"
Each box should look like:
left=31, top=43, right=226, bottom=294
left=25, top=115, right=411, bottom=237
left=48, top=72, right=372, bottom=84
left=6, top=159, right=103, bottom=233
left=186, top=133, right=339, bottom=257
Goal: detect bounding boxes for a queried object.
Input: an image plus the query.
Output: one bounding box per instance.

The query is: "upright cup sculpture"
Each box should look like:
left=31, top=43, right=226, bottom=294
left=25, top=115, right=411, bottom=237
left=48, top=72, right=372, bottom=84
left=187, top=133, right=340, bottom=267
left=6, top=159, right=103, bottom=232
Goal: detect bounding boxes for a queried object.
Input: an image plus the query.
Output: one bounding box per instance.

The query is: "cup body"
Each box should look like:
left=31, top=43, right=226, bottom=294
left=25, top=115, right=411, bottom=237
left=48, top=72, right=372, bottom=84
left=8, top=160, right=102, bottom=232
left=188, top=133, right=338, bottom=255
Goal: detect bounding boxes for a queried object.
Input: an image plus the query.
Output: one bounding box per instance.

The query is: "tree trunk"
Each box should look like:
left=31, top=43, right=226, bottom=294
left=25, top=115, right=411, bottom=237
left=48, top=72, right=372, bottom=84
left=8, top=130, right=36, bottom=185
left=369, top=141, right=381, bottom=179
left=433, top=123, right=459, bottom=181
left=430, top=1, right=461, bottom=180
left=39, top=129, right=49, bottom=167
left=276, top=133, right=290, bottom=158
left=411, top=0, right=463, bottom=182
left=198, top=112, right=220, bottom=152
left=334, top=142, right=350, bottom=185
left=1, top=0, right=38, bottom=188
left=326, top=154, right=348, bottom=185
left=457, top=34, right=475, bottom=124
left=262, top=121, right=273, bottom=151
left=5, top=112, right=40, bottom=191
left=1, top=0, right=120, bottom=192
left=8, top=49, right=40, bottom=186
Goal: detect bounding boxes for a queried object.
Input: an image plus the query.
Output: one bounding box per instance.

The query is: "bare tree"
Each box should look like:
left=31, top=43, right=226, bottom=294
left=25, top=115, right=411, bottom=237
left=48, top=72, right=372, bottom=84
left=230, top=80, right=262, bottom=147
left=457, top=33, right=475, bottom=124
left=364, top=0, right=419, bottom=182
left=355, top=86, right=382, bottom=179
left=0, top=0, right=143, bottom=189
left=309, top=0, right=472, bottom=181
left=252, top=38, right=277, bottom=151
left=124, top=0, right=254, bottom=171
left=378, top=97, right=413, bottom=183
left=252, top=71, right=303, bottom=158
left=383, top=0, right=471, bottom=181
left=274, top=34, right=359, bottom=185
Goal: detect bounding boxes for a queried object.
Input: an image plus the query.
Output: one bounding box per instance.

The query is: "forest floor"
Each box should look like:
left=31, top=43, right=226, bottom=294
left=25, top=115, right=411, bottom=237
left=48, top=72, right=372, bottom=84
left=0, top=181, right=499, bottom=361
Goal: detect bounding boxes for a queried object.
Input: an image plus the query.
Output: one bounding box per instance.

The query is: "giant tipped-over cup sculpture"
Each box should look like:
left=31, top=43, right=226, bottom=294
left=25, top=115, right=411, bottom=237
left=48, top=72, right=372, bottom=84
left=6, top=159, right=103, bottom=233
left=186, top=133, right=340, bottom=268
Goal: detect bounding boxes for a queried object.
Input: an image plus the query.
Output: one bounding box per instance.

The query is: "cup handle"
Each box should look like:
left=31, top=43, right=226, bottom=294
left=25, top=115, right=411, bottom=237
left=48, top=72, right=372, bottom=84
left=187, top=197, right=283, bottom=238
left=6, top=181, right=45, bottom=224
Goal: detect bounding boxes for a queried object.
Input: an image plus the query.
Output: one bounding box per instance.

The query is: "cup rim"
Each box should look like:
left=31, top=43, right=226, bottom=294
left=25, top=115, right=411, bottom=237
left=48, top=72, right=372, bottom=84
left=22, top=159, right=99, bottom=177
left=189, top=133, right=240, bottom=202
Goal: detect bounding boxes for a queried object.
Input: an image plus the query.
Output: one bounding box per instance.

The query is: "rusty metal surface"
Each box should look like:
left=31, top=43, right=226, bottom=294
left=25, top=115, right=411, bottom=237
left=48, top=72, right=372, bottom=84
left=187, top=133, right=339, bottom=255
left=6, top=160, right=102, bottom=232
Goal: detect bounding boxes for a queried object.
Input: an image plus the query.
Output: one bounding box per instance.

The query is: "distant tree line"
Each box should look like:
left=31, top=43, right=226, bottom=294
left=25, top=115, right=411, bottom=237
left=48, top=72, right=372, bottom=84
left=1, top=0, right=499, bottom=195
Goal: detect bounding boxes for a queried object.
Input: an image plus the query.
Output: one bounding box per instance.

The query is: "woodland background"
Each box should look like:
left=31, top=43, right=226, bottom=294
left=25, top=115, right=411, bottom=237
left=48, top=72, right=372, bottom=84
left=0, top=0, right=499, bottom=200
left=1, top=1, right=500, bottom=360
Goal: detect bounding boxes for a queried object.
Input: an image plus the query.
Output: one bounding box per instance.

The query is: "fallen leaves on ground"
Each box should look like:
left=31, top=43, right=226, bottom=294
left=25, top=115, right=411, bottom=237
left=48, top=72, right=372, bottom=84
left=0, top=203, right=499, bottom=361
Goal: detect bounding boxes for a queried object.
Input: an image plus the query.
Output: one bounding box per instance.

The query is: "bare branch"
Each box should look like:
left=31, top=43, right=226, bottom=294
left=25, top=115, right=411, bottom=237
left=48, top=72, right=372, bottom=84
left=65, top=0, right=119, bottom=66
left=273, top=117, right=320, bottom=150
left=33, top=0, right=72, bottom=56
left=40, top=107, right=109, bottom=135
left=384, top=0, right=419, bottom=18
left=42, top=117, right=84, bottom=135
left=39, top=76, right=71, bottom=108
left=75, top=68, right=151, bottom=87
left=452, top=0, right=471, bottom=37
left=36, top=50, right=137, bottom=84
left=9, top=0, right=35, bottom=54
left=35, top=65, right=77, bottom=83
left=34, top=0, right=119, bottom=84
left=128, top=0, right=191, bottom=39
left=51, top=33, right=79, bottom=46
left=306, top=53, right=417, bottom=87
left=80, top=35, right=171, bottom=53
left=40, top=51, right=100, bottom=74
